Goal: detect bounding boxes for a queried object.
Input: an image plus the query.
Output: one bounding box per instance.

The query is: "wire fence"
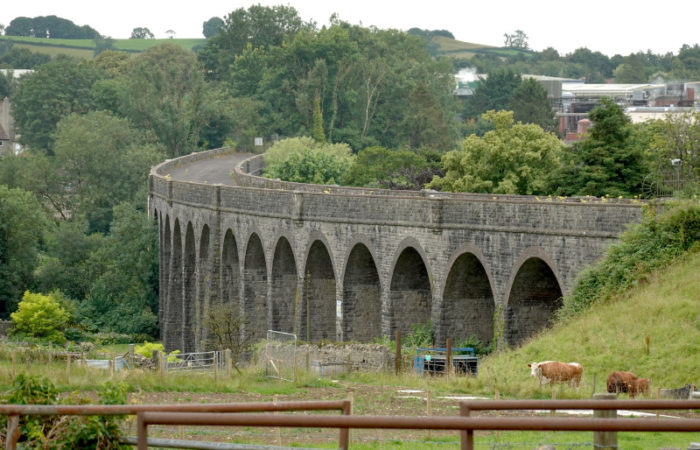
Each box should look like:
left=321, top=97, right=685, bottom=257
left=265, top=330, right=297, bottom=382
left=165, top=350, right=226, bottom=373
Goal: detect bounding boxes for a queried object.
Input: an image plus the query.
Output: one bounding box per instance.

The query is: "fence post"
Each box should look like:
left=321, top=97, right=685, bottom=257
left=593, top=392, right=617, bottom=450
left=128, top=344, right=135, bottom=368
left=66, top=354, right=71, bottom=384
left=152, top=349, right=159, bottom=373
left=225, top=349, right=232, bottom=378
left=339, top=398, right=352, bottom=450
left=213, top=352, right=218, bottom=382
left=11, top=350, right=16, bottom=378
left=6, top=414, right=21, bottom=450
left=111, top=354, right=116, bottom=376
left=394, top=330, right=402, bottom=375
left=460, top=402, right=473, bottom=450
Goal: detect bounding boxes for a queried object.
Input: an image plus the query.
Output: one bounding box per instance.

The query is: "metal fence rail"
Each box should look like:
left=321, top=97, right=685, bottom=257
left=1, top=400, right=351, bottom=450
left=136, top=412, right=700, bottom=450
left=166, top=350, right=226, bottom=372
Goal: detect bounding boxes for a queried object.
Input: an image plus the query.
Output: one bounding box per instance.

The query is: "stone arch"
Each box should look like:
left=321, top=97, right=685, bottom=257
left=505, top=247, right=563, bottom=347
left=159, top=213, right=169, bottom=339
left=165, top=218, right=183, bottom=352
left=271, top=236, right=297, bottom=333
left=220, top=228, right=240, bottom=310
left=389, top=241, right=432, bottom=339
left=300, top=239, right=337, bottom=342
left=439, top=246, right=495, bottom=346
left=243, top=232, right=267, bottom=342
left=183, top=222, right=196, bottom=352
left=196, top=224, right=211, bottom=350
left=342, top=241, right=381, bottom=342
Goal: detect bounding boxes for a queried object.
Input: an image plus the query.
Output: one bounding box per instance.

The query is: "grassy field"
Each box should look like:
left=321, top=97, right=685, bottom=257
left=431, top=35, right=532, bottom=59
left=0, top=36, right=206, bottom=58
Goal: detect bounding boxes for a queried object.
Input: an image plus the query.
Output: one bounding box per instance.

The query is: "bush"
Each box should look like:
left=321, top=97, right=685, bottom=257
left=1, top=375, right=127, bottom=448
left=135, top=341, right=180, bottom=361
left=10, top=291, right=69, bottom=342
left=262, top=137, right=354, bottom=185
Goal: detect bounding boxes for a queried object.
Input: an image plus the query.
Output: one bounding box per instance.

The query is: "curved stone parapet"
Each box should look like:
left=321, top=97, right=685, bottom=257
left=149, top=148, right=645, bottom=352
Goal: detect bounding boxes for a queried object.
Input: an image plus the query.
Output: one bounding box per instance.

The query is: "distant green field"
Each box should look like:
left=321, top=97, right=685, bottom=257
left=13, top=42, right=93, bottom=59
left=0, top=36, right=206, bottom=58
left=431, top=35, right=532, bottom=59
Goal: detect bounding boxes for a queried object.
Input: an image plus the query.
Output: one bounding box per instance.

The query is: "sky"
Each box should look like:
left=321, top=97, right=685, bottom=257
left=2, top=0, right=699, bottom=57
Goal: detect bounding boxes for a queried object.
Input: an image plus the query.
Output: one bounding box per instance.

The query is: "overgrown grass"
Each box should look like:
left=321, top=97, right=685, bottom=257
left=477, top=249, right=700, bottom=398
left=559, top=200, right=700, bottom=318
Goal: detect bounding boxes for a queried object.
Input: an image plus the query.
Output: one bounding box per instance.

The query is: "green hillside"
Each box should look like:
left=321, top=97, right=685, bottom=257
left=0, top=35, right=206, bottom=58
left=478, top=250, right=700, bottom=398
left=431, top=35, right=532, bottom=59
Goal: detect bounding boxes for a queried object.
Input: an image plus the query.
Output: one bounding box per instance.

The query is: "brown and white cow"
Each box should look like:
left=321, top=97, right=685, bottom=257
left=628, top=378, right=651, bottom=398
left=528, top=361, right=583, bottom=388
left=606, top=371, right=638, bottom=394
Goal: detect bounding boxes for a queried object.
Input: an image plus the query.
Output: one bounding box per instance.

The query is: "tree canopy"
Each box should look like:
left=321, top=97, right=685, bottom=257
left=0, top=186, right=48, bottom=317
left=5, top=16, right=99, bottom=39
left=11, top=57, right=99, bottom=153
left=130, top=27, right=154, bottom=39
left=429, top=110, right=563, bottom=195
left=549, top=98, right=650, bottom=197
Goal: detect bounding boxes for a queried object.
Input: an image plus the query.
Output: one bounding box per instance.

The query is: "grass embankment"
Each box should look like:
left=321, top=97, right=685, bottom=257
left=479, top=249, right=700, bottom=398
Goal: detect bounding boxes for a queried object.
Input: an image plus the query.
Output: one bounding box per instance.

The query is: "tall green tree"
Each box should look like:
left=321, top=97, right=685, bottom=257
left=510, top=77, right=556, bottom=131
left=549, top=98, right=649, bottom=197
left=464, top=68, right=521, bottom=119
left=198, top=4, right=309, bottom=80
left=0, top=186, right=47, bottom=317
left=202, top=17, right=224, bottom=38
left=118, top=44, right=215, bottom=157
left=429, top=110, right=563, bottom=195
left=79, top=203, right=159, bottom=336
left=52, top=110, right=163, bottom=232
left=614, top=53, right=647, bottom=83
left=130, top=27, right=154, bottom=39
left=11, top=58, right=99, bottom=153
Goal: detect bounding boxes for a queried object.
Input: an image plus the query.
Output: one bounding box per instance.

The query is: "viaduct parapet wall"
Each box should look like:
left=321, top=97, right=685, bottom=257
left=149, top=149, right=644, bottom=352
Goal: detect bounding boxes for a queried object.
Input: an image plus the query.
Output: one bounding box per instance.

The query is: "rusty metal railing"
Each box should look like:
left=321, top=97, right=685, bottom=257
left=1, top=400, right=351, bottom=450
left=136, top=411, right=700, bottom=449
left=458, top=399, right=700, bottom=450
left=3, top=399, right=700, bottom=449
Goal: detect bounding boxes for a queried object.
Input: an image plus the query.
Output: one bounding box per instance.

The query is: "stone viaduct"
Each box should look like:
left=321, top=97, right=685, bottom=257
left=149, top=148, right=644, bottom=353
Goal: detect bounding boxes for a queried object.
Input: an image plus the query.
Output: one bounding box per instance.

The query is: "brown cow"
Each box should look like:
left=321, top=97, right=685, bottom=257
left=528, top=361, right=583, bottom=388
left=628, top=378, right=651, bottom=398
left=607, top=371, right=638, bottom=394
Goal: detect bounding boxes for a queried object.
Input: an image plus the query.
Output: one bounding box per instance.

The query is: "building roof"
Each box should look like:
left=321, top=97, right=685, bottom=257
left=562, top=83, right=664, bottom=97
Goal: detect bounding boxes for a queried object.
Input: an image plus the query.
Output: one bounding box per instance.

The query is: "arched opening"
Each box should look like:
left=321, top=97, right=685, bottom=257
left=271, top=237, right=297, bottom=333
left=390, top=247, right=431, bottom=339
left=300, top=241, right=336, bottom=342
left=221, top=229, right=240, bottom=308
left=196, top=224, right=210, bottom=350
left=342, top=244, right=381, bottom=342
left=183, top=223, right=196, bottom=352
left=243, top=233, right=267, bottom=343
left=439, top=253, right=494, bottom=346
left=165, top=219, right=183, bottom=352
left=505, top=257, right=563, bottom=347
left=160, top=214, right=170, bottom=340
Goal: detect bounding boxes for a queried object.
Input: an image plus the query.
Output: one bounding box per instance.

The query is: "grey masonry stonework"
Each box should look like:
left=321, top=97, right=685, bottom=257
left=149, top=148, right=644, bottom=353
